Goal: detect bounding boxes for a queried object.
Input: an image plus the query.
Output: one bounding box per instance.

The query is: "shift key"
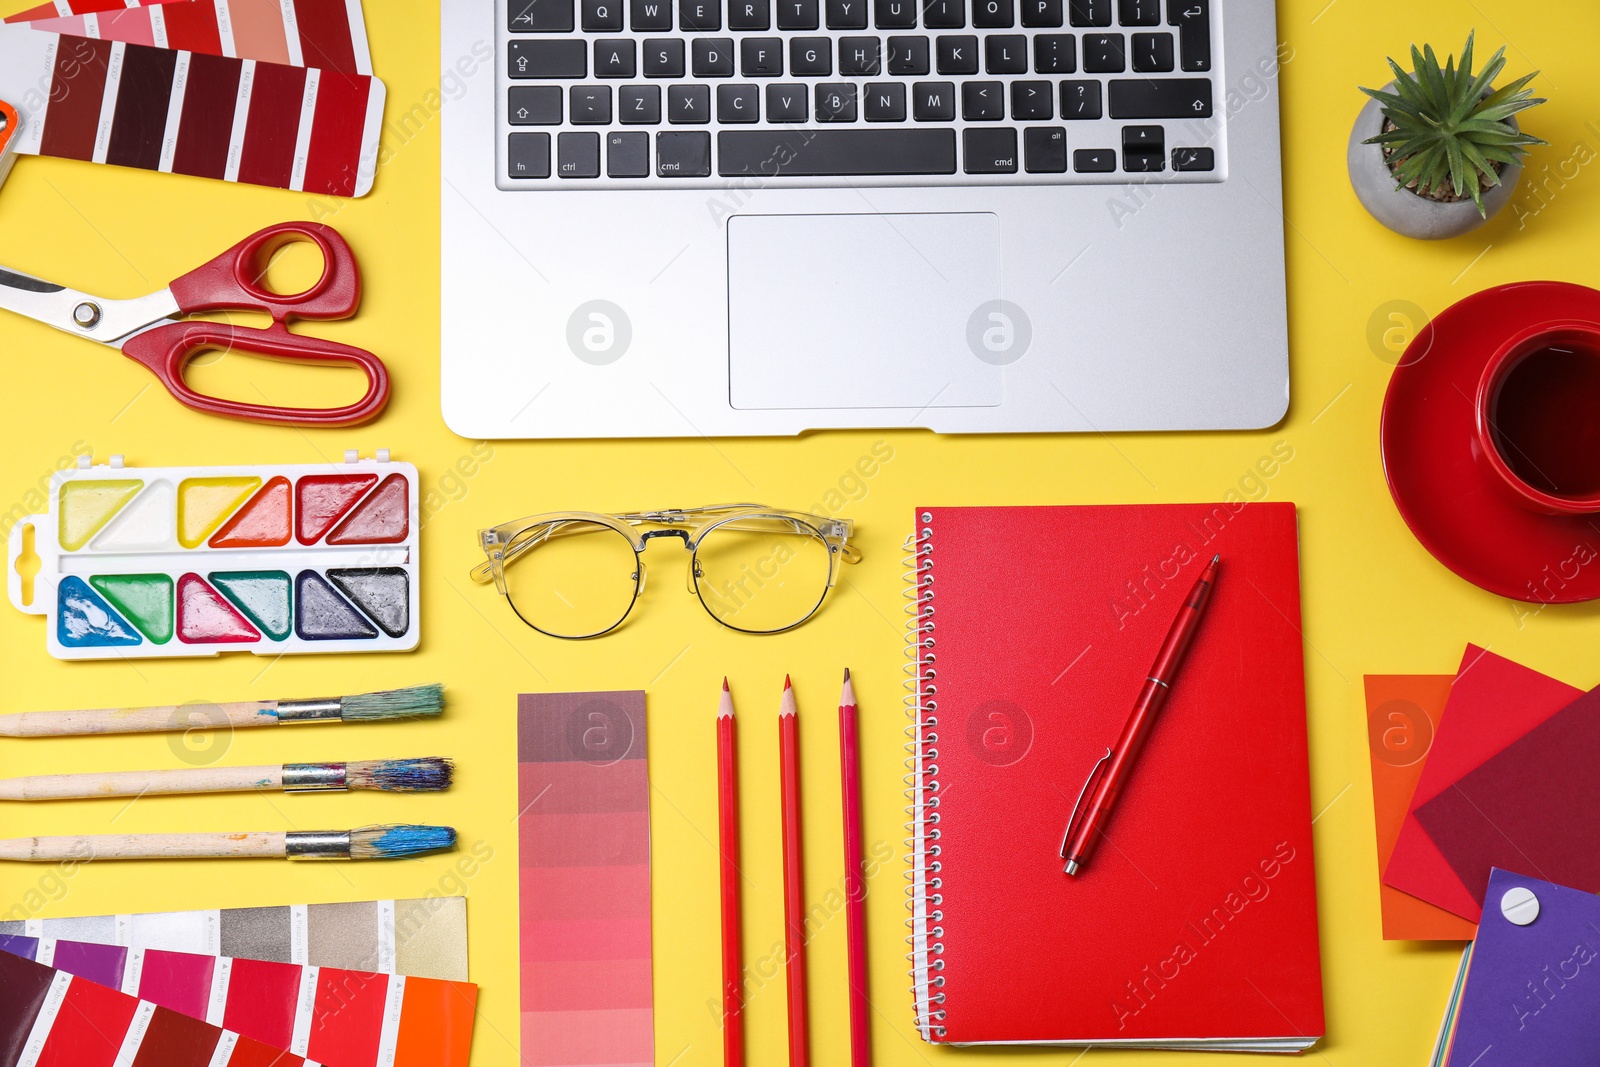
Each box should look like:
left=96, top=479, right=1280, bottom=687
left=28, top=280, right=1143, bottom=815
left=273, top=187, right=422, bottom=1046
left=509, top=40, right=587, bottom=78
left=1107, top=77, right=1211, bottom=118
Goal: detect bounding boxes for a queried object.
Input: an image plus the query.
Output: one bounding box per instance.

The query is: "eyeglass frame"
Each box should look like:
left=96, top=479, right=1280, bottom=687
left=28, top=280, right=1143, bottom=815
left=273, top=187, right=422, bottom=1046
left=471, top=504, right=862, bottom=638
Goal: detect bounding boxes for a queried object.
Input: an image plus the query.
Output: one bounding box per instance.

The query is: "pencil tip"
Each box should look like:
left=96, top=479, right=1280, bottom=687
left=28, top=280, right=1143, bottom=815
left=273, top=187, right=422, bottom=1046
left=723, top=676, right=730, bottom=692
left=843, top=667, right=851, bottom=682
left=1211, top=554, right=1220, bottom=564
left=784, top=674, right=792, bottom=690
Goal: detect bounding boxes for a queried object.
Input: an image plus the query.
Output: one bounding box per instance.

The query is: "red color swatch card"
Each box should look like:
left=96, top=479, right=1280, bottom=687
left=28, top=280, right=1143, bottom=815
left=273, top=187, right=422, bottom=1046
left=518, top=692, right=653, bottom=1067
left=0, top=946, right=309, bottom=1067
left=0, top=27, right=384, bottom=195
left=5, top=0, right=187, bottom=23
left=1381, top=646, right=1580, bottom=923
left=905, top=504, right=1324, bottom=1050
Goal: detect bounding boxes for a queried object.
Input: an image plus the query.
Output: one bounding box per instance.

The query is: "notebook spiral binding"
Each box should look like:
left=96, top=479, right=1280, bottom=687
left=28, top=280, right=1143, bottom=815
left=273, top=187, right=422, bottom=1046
left=902, top=519, right=945, bottom=1041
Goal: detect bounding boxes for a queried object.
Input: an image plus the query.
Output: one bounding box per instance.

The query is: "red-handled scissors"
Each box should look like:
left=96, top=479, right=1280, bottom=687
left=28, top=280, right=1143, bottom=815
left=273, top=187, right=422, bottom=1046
left=0, top=222, right=389, bottom=427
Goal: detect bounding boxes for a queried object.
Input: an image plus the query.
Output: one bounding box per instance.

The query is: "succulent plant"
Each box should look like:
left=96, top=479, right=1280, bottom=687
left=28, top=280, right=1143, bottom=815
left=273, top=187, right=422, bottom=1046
left=1360, top=31, right=1546, bottom=216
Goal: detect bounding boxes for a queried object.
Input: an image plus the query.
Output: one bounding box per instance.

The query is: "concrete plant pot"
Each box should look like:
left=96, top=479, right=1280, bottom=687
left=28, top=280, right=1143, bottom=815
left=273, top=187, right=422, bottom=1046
left=1348, top=83, right=1522, bottom=240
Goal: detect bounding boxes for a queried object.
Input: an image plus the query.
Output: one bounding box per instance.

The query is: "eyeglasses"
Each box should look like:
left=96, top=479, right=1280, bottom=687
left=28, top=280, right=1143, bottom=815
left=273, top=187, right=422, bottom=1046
left=471, top=505, right=861, bottom=638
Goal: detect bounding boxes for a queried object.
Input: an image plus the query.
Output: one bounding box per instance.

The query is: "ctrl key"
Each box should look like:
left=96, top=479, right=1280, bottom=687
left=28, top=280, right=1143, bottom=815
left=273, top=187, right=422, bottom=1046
left=657, top=131, right=712, bottom=177
left=508, top=132, right=551, bottom=178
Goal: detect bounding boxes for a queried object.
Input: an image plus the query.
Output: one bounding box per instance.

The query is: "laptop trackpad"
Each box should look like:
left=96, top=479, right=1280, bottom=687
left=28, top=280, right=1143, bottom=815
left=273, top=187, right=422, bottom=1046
left=728, top=212, right=1005, bottom=410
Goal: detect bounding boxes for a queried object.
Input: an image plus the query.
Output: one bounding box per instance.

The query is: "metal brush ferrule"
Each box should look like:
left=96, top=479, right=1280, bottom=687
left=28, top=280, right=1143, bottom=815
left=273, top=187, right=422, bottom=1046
left=274, top=698, right=345, bottom=723
left=282, top=763, right=349, bottom=792
left=284, top=831, right=352, bottom=859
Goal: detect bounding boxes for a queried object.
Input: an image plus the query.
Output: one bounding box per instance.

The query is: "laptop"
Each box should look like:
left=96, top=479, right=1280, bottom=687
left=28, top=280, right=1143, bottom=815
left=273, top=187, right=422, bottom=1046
left=440, top=0, right=1288, bottom=438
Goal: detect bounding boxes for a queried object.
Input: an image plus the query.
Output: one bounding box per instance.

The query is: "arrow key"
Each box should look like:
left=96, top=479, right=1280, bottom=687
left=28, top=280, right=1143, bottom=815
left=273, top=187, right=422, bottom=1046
left=508, top=85, right=563, bottom=124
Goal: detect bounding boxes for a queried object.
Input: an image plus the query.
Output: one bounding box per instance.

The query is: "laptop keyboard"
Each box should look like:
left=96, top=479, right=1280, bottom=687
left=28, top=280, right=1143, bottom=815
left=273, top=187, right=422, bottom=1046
left=497, top=0, right=1224, bottom=186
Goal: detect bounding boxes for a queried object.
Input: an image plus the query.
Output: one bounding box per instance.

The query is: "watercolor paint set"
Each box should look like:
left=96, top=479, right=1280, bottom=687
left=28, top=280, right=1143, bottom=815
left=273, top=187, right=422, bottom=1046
left=0, top=935, right=477, bottom=1067
left=6, top=452, right=420, bottom=659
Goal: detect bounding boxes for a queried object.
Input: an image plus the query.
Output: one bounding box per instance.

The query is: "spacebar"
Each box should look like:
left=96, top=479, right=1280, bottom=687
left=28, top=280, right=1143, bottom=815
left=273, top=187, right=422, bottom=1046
left=718, top=130, right=957, bottom=177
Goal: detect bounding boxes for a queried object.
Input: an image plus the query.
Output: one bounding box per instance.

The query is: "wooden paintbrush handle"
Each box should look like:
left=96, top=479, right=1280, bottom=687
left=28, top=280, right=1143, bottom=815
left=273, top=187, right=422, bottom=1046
left=0, top=765, right=287, bottom=801
left=0, top=701, right=280, bottom=737
left=0, top=832, right=287, bottom=861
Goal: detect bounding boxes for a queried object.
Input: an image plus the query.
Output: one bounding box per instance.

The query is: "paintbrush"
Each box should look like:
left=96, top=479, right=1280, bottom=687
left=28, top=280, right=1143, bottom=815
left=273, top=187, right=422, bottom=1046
left=0, top=824, right=458, bottom=862
left=0, top=757, right=454, bottom=801
left=0, top=683, right=443, bottom=737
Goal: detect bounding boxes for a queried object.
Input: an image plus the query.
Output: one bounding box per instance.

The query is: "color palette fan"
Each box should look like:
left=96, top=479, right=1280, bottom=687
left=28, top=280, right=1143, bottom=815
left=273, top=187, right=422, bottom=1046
left=6, top=454, right=420, bottom=658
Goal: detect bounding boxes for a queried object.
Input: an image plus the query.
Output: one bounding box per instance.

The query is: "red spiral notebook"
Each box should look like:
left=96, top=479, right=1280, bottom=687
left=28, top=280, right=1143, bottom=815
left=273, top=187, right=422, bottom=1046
left=906, top=504, right=1324, bottom=1051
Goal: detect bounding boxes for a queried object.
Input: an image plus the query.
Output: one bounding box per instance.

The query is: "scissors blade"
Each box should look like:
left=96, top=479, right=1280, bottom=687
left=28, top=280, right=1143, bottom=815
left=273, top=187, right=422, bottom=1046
left=0, top=266, right=181, bottom=345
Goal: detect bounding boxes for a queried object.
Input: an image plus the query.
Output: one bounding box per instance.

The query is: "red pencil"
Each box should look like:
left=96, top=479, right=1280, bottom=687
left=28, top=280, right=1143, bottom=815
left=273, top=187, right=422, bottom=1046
left=779, top=675, right=810, bottom=1067
left=718, top=678, right=744, bottom=1067
left=839, top=668, right=871, bottom=1066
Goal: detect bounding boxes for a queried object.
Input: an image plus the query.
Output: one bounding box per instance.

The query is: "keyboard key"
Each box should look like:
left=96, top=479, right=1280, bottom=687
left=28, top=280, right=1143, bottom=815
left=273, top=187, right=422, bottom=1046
left=1131, top=31, right=1173, bottom=71
left=718, top=83, right=761, bottom=121
left=826, top=0, right=869, bottom=28
left=608, top=130, right=650, bottom=175
left=1020, top=0, right=1061, bottom=24
left=644, top=37, right=686, bottom=75
left=887, top=35, right=931, bottom=73
left=876, top=0, right=917, bottom=26
left=620, top=84, right=662, bottom=122
left=692, top=37, right=736, bottom=75
left=972, top=0, right=1012, bottom=26
left=1010, top=79, right=1051, bottom=118
left=1033, top=33, right=1074, bottom=71
left=1122, top=123, right=1163, bottom=170
left=582, top=0, right=623, bottom=29
left=922, top=0, right=963, bottom=25
left=1169, top=0, right=1209, bottom=71
left=668, top=83, right=711, bottom=121
left=912, top=80, right=955, bottom=119
left=509, top=40, right=587, bottom=78
left=1172, top=145, right=1212, bottom=170
left=508, top=85, right=562, bottom=124
left=1073, top=146, right=1114, bottom=170
left=679, top=0, right=720, bottom=29
left=961, top=80, right=1003, bottom=120
left=1023, top=126, right=1067, bottom=171
left=840, top=36, right=881, bottom=74
left=816, top=82, right=859, bottom=121
left=508, top=132, right=551, bottom=177
left=718, top=128, right=956, bottom=174
left=741, top=37, right=784, bottom=74
left=657, top=131, right=712, bottom=175
left=1118, top=0, right=1157, bottom=23
left=1107, top=77, right=1210, bottom=117
left=791, top=36, right=833, bottom=74
left=766, top=82, right=809, bottom=121
left=509, top=0, right=573, bottom=31
left=777, top=0, right=820, bottom=28
left=631, top=0, right=672, bottom=27
left=935, top=34, right=978, bottom=73
left=1068, top=0, right=1108, bottom=24
left=595, top=39, right=637, bottom=76
left=963, top=127, right=1017, bottom=172
left=1082, top=32, right=1124, bottom=71
left=569, top=85, right=613, bottom=123
left=1059, top=79, right=1101, bottom=118
left=730, top=0, right=772, bottom=28
left=558, top=131, right=601, bottom=177
left=984, top=34, right=1027, bottom=72
left=864, top=81, right=907, bottom=120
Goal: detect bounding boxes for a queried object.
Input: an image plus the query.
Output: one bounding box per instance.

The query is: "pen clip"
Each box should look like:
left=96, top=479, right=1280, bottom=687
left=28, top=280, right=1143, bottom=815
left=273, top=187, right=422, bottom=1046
left=1061, top=747, right=1112, bottom=858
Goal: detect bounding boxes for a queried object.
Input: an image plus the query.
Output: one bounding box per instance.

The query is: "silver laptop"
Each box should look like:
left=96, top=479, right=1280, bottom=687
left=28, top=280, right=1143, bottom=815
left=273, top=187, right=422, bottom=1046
left=441, top=0, right=1287, bottom=438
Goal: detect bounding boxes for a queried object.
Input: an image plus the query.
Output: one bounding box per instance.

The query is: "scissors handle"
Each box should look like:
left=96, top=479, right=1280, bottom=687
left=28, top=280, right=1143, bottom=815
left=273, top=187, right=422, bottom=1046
left=121, top=321, right=390, bottom=427
left=168, top=222, right=360, bottom=323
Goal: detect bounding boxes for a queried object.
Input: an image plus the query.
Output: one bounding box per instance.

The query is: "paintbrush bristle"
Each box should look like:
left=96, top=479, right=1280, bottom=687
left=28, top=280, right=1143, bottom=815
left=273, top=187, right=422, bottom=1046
left=346, top=758, right=454, bottom=792
left=348, top=824, right=457, bottom=860
left=339, top=684, right=445, bottom=721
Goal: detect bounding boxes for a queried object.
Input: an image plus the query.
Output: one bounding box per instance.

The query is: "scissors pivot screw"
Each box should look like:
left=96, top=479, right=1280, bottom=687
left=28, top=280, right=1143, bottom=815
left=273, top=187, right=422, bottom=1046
left=72, top=302, right=102, bottom=329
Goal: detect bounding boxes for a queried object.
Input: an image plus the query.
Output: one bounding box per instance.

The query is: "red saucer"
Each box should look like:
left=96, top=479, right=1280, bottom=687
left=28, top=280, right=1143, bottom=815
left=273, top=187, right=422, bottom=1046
left=1381, top=281, right=1600, bottom=603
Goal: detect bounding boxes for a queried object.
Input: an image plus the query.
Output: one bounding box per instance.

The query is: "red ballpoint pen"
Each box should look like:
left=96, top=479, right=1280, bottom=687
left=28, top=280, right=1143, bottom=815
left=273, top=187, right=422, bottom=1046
left=1061, top=554, right=1220, bottom=876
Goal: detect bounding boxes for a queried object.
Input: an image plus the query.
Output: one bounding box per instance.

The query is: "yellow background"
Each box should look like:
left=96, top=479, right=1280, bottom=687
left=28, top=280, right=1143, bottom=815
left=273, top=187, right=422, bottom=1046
left=0, top=0, right=1595, bottom=1063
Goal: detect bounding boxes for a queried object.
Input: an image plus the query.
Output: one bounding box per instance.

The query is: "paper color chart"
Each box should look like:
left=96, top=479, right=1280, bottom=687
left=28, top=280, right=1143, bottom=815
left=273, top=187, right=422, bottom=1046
left=0, top=936, right=477, bottom=1067
left=518, top=692, right=654, bottom=1067
left=4, top=0, right=188, bottom=23
left=0, top=897, right=469, bottom=982
left=17, top=0, right=374, bottom=75
left=0, top=948, right=311, bottom=1067
left=0, top=28, right=384, bottom=195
